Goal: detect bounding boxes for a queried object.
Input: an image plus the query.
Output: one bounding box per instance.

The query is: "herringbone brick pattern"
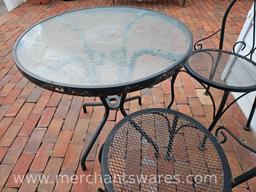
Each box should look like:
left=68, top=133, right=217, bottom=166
left=0, top=0, right=256, bottom=191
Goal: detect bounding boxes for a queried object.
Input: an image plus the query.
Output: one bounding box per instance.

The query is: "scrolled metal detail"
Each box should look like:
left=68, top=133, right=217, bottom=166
left=233, top=41, right=256, bottom=60
left=128, top=119, right=160, bottom=158
left=215, top=126, right=228, bottom=144
left=232, top=2, right=256, bottom=60
left=194, top=29, right=221, bottom=50
left=233, top=41, right=246, bottom=53
left=215, top=126, right=256, bottom=153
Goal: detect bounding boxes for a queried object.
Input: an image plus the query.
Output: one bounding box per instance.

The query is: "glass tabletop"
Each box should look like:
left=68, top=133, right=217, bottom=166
left=186, top=49, right=256, bottom=92
left=14, top=7, right=192, bottom=96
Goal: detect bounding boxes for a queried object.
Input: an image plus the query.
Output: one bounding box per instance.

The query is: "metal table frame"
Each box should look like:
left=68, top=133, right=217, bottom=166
left=81, top=93, right=138, bottom=170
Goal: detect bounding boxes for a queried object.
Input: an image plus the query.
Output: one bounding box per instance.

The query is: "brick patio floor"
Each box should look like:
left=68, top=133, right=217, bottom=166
left=0, top=0, right=256, bottom=191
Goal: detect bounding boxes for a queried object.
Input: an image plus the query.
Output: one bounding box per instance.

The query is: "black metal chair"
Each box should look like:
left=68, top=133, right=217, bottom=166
left=98, top=108, right=256, bottom=191
left=168, top=0, right=256, bottom=133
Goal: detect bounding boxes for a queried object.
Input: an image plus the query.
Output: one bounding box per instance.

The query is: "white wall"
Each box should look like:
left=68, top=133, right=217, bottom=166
left=3, top=0, right=25, bottom=11
left=231, top=4, right=256, bottom=132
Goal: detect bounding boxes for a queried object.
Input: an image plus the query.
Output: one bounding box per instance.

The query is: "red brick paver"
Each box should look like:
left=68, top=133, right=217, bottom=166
left=0, top=0, right=256, bottom=191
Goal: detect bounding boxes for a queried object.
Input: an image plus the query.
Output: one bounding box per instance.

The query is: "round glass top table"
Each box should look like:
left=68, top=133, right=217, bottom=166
left=13, top=7, right=192, bottom=97
left=13, top=7, right=193, bottom=171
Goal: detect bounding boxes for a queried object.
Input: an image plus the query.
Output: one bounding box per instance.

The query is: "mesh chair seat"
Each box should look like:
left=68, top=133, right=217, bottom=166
left=185, top=49, right=256, bottom=92
left=101, top=108, right=232, bottom=192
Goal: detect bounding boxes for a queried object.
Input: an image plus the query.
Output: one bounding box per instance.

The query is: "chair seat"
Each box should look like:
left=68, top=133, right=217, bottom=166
left=101, top=108, right=232, bottom=192
left=185, top=49, right=256, bottom=92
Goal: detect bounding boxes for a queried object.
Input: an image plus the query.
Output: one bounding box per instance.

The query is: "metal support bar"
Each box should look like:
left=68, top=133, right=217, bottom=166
left=81, top=97, right=110, bottom=171
left=167, top=71, right=178, bottom=109
left=98, top=143, right=104, bottom=164
left=81, top=94, right=131, bottom=170
left=83, top=95, right=141, bottom=113
left=245, top=96, right=256, bottom=130
left=83, top=102, right=102, bottom=113
left=199, top=91, right=230, bottom=150
left=199, top=82, right=216, bottom=119
left=232, top=167, right=256, bottom=188
left=119, top=94, right=128, bottom=117
left=182, top=0, right=186, bottom=7
left=125, top=95, right=142, bottom=104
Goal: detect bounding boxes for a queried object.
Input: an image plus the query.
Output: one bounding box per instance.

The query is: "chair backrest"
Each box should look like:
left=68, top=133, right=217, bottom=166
left=219, top=0, right=256, bottom=135
left=222, top=0, right=256, bottom=60
left=195, top=0, right=256, bottom=60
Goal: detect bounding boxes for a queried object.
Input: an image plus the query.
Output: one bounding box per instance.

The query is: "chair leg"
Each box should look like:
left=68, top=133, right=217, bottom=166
left=182, top=0, right=186, bottom=7
left=232, top=167, right=256, bottom=188
left=97, top=145, right=106, bottom=192
left=199, top=91, right=230, bottom=150
left=204, top=85, right=211, bottom=96
left=98, top=144, right=104, bottom=164
left=244, top=96, right=256, bottom=131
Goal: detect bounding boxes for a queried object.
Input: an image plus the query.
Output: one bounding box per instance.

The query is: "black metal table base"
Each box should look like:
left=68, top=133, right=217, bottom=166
left=83, top=95, right=141, bottom=113
left=81, top=94, right=141, bottom=170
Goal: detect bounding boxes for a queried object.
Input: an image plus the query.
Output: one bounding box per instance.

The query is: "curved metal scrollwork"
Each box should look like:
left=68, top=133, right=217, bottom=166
left=194, top=29, right=221, bottom=50
left=232, top=2, right=256, bottom=60
left=215, top=126, right=256, bottom=153
left=233, top=41, right=256, bottom=60
left=194, top=0, right=256, bottom=55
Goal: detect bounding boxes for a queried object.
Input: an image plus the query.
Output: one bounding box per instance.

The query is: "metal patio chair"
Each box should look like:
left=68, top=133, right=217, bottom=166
left=98, top=108, right=256, bottom=191
left=167, top=0, right=256, bottom=136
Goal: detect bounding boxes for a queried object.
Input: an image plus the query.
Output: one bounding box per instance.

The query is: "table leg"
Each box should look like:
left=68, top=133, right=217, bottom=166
left=81, top=94, right=131, bottom=170
left=83, top=95, right=141, bottom=113
left=81, top=97, right=110, bottom=171
left=199, top=90, right=230, bottom=150
left=167, top=71, right=178, bottom=109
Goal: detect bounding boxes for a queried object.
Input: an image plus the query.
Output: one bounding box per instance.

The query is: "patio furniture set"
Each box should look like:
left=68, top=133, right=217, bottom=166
left=13, top=0, right=256, bottom=191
